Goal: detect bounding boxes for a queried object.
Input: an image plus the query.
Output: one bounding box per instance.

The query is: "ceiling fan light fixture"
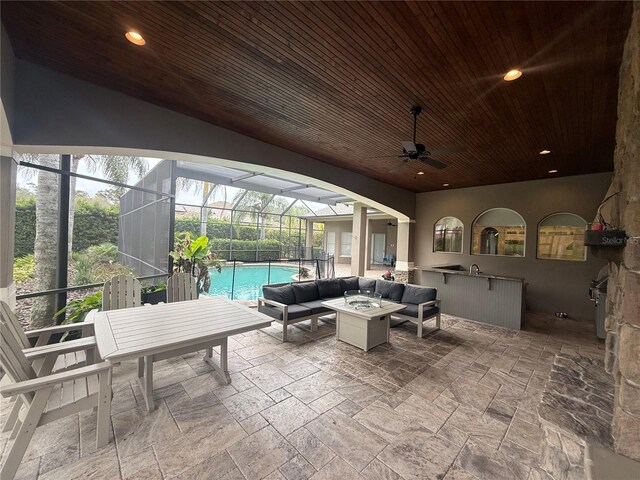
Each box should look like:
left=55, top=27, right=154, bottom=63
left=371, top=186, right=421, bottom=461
left=548, top=169, right=558, bottom=174
left=417, top=171, right=424, bottom=175
left=539, top=149, right=551, bottom=155
left=503, top=69, right=522, bottom=81
left=442, top=183, right=449, bottom=187
left=125, top=31, right=145, bottom=46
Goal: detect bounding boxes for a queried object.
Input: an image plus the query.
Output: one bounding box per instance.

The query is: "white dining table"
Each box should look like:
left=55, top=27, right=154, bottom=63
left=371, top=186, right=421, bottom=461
left=89, top=297, right=272, bottom=412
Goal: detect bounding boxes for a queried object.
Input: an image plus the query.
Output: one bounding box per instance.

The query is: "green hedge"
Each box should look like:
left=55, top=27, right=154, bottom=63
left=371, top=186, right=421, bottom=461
left=15, top=200, right=37, bottom=258
left=16, top=207, right=305, bottom=259
left=72, top=200, right=119, bottom=251
left=14, top=199, right=119, bottom=257
left=210, top=238, right=282, bottom=261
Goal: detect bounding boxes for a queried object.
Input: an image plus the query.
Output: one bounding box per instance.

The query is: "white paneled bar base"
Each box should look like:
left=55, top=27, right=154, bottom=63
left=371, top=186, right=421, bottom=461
left=420, top=267, right=525, bottom=330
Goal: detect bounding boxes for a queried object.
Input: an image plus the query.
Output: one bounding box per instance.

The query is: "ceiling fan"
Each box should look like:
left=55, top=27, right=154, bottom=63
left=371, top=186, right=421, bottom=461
left=376, top=106, right=465, bottom=173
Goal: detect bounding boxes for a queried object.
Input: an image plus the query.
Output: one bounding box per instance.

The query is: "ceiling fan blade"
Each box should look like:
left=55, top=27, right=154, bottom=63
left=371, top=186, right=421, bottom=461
left=367, top=155, right=408, bottom=159
left=429, top=145, right=466, bottom=156
left=420, top=157, right=447, bottom=169
left=390, top=161, right=408, bottom=173
left=401, top=141, right=417, bottom=154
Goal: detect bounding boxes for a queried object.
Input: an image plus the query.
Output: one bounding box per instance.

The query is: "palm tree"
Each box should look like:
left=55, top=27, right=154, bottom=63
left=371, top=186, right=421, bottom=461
left=232, top=191, right=288, bottom=240
left=175, top=178, right=228, bottom=235
left=30, top=154, right=60, bottom=327
left=29, top=154, right=148, bottom=328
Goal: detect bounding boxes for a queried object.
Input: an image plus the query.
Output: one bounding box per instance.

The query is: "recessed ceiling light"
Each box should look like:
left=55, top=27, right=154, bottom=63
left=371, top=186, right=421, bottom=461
left=503, top=69, right=522, bottom=81
left=417, top=171, right=425, bottom=175
left=548, top=169, right=558, bottom=174
left=125, top=31, right=145, bottom=46
left=539, top=149, right=551, bottom=155
left=442, top=183, right=449, bottom=187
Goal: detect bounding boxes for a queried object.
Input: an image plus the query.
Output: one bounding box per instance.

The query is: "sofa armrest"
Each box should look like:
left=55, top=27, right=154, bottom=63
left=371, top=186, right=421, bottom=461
left=417, top=299, right=440, bottom=321
left=258, top=297, right=288, bottom=309
left=258, top=297, right=290, bottom=322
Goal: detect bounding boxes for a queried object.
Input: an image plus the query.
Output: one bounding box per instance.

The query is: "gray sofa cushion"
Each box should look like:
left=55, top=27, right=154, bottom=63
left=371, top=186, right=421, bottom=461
left=401, top=285, right=437, bottom=305
left=262, top=284, right=296, bottom=305
left=375, top=279, right=405, bottom=302
left=258, top=304, right=312, bottom=321
left=298, top=300, right=332, bottom=315
left=339, top=276, right=360, bottom=293
left=358, top=278, right=377, bottom=292
left=292, top=282, right=319, bottom=303
left=316, top=278, right=343, bottom=298
left=399, top=304, right=439, bottom=319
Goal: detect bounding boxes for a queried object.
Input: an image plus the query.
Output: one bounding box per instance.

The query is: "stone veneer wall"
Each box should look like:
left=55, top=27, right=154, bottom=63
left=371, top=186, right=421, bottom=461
left=602, top=3, right=640, bottom=463
left=393, top=269, right=415, bottom=285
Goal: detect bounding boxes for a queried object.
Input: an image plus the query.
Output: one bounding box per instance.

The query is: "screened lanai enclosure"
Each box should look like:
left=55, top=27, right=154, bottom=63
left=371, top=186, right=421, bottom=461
left=13, top=155, right=350, bottom=330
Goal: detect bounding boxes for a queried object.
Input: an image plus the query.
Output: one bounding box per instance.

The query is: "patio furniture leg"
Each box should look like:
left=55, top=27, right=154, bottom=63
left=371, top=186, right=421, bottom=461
left=417, top=318, right=423, bottom=338
left=282, top=319, right=288, bottom=342
left=137, top=357, right=144, bottom=378
left=137, top=355, right=155, bottom=412
left=436, top=312, right=441, bottom=330
left=311, top=317, right=318, bottom=332
left=205, top=347, right=213, bottom=359
left=96, top=371, right=111, bottom=448
left=1, top=387, right=51, bottom=480
left=203, top=338, right=231, bottom=384
left=2, top=397, right=22, bottom=433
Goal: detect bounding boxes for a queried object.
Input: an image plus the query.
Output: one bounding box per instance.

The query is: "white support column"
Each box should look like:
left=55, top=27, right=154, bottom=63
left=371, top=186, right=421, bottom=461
left=395, top=220, right=415, bottom=284
left=305, top=219, right=314, bottom=257
left=0, top=156, right=17, bottom=308
left=351, top=203, right=367, bottom=276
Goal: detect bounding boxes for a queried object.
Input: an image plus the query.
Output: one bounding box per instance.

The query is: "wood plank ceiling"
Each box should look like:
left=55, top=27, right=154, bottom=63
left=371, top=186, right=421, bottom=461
left=1, top=1, right=632, bottom=192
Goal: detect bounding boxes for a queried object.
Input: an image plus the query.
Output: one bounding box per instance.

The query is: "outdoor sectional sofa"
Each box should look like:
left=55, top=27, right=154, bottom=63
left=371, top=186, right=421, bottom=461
left=257, top=276, right=441, bottom=342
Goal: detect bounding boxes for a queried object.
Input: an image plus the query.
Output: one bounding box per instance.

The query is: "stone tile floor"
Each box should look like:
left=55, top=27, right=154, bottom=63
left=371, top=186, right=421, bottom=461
left=1, top=312, right=604, bottom=480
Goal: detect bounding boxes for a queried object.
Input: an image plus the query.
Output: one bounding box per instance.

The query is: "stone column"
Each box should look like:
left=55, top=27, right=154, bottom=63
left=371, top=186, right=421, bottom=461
left=395, top=220, right=415, bottom=284
left=602, top=3, right=640, bottom=463
left=305, top=219, right=314, bottom=258
left=0, top=156, right=17, bottom=309
left=350, top=203, right=367, bottom=276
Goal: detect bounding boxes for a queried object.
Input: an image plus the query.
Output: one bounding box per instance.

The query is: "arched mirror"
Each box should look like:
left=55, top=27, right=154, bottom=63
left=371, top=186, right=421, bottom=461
left=472, top=208, right=525, bottom=256
left=537, top=213, right=587, bottom=261
left=433, top=216, right=463, bottom=253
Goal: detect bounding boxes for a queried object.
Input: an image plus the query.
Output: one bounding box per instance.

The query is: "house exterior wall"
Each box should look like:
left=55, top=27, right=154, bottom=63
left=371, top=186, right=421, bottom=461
left=414, top=173, right=612, bottom=321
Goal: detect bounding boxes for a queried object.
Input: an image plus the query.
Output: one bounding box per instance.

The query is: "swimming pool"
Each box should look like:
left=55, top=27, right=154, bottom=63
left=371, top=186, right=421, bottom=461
left=204, top=264, right=300, bottom=300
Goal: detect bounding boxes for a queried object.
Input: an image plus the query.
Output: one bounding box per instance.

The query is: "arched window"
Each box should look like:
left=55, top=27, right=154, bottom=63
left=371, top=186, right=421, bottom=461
left=472, top=208, right=526, bottom=257
left=433, top=216, right=464, bottom=253
left=537, top=213, right=587, bottom=261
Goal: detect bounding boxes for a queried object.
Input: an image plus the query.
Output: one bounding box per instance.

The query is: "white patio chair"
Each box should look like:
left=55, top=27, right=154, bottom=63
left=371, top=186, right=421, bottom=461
left=0, top=300, right=95, bottom=365
left=0, top=320, right=111, bottom=480
left=0, top=301, right=99, bottom=440
left=102, top=275, right=142, bottom=311
left=166, top=273, right=198, bottom=303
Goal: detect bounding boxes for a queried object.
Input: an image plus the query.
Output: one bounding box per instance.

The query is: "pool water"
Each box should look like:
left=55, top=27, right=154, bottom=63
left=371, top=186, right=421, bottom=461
left=205, top=265, right=300, bottom=300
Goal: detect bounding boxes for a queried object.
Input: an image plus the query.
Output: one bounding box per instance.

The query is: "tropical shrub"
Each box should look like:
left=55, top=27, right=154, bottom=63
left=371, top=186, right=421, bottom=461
left=13, top=254, right=35, bottom=284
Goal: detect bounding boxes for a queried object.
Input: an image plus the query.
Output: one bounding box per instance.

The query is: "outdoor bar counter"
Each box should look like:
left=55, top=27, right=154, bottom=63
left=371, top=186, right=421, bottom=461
left=418, top=264, right=525, bottom=330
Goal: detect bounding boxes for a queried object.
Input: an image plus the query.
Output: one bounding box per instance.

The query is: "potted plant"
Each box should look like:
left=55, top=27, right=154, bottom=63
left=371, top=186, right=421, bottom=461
left=169, top=232, right=222, bottom=294
left=53, top=290, right=103, bottom=341
left=382, top=270, right=395, bottom=281
left=141, top=283, right=167, bottom=305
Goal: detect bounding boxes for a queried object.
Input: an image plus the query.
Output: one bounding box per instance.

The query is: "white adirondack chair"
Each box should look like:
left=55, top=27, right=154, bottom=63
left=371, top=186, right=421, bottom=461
left=166, top=273, right=198, bottom=303
left=0, top=300, right=95, bottom=365
left=0, top=320, right=111, bottom=480
left=102, top=275, right=142, bottom=311
left=0, top=301, right=99, bottom=440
